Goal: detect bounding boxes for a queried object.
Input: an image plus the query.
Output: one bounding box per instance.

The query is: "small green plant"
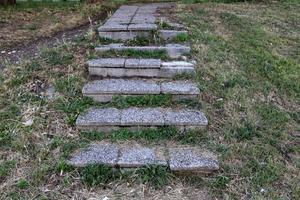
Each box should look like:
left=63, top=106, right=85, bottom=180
left=209, top=175, right=230, bottom=189
left=231, top=122, right=260, bottom=141
left=54, top=97, right=96, bottom=125
left=54, top=75, right=82, bottom=97
left=256, top=103, right=289, bottom=130
left=100, top=49, right=169, bottom=60
left=80, top=131, right=104, bottom=141
left=173, top=32, right=189, bottom=42
left=41, top=48, right=73, bottom=66
left=111, top=94, right=173, bottom=108
left=126, top=36, right=151, bottom=46
left=0, top=160, right=16, bottom=180
left=173, top=72, right=195, bottom=80
left=17, top=179, right=29, bottom=189
left=135, top=165, right=173, bottom=189
left=80, top=164, right=118, bottom=187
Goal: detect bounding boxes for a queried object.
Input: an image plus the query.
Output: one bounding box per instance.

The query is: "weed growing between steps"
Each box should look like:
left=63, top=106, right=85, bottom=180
left=80, top=127, right=208, bottom=145
left=172, top=32, right=189, bottom=43
left=179, top=1, right=300, bottom=199
left=110, top=94, right=173, bottom=108
left=80, top=164, right=173, bottom=189
left=96, top=49, right=170, bottom=60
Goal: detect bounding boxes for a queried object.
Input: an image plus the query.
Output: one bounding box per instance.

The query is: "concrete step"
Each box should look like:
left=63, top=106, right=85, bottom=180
left=67, top=141, right=219, bottom=175
left=88, top=58, right=195, bottom=78
left=158, top=30, right=188, bottom=41
left=76, top=107, right=208, bottom=132
left=82, top=79, right=199, bottom=102
left=98, top=5, right=158, bottom=41
left=95, top=44, right=190, bottom=59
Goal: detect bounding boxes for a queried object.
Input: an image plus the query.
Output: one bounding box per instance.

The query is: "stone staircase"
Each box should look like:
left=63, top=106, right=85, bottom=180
left=67, top=3, right=219, bottom=175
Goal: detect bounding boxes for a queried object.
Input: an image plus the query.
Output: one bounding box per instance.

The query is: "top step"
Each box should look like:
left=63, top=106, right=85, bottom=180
left=98, top=5, right=158, bottom=32
left=98, top=4, right=186, bottom=41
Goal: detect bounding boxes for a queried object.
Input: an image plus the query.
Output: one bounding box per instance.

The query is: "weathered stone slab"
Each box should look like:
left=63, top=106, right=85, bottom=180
left=161, top=61, right=194, bottom=68
left=159, top=30, right=188, bottom=41
left=125, top=59, right=161, bottom=69
left=88, top=58, right=196, bottom=78
left=67, top=142, right=119, bottom=167
left=121, top=107, right=164, bottom=126
left=82, top=79, right=199, bottom=101
left=88, top=58, right=125, bottom=68
left=83, top=79, right=160, bottom=95
left=165, top=44, right=191, bottom=58
left=161, top=81, right=199, bottom=95
left=118, top=144, right=167, bottom=167
left=164, top=109, right=208, bottom=126
left=98, top=23, right=128, bottom=31
left=128, top=24, right=157, bottom=31
left=89, top=67, right=161, bottom=78
left=169, top=148, right=219, bottom=173
left=160, top=66, right=195, bottom=78
left=77, top=108, right=207, bottom=128
left=76, top=108, right=121, bottom=126
left=99, top=31, right=150, bottom=41
left=131, top=17, right=156, bottom=24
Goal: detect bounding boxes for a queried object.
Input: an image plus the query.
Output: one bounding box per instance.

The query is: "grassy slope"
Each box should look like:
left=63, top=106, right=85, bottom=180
left=179, top=1, right=300, bottom=199
left=0, top=0, right=299, bottom=199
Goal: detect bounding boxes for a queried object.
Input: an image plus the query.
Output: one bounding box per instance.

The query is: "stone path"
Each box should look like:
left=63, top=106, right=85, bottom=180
left=68, top=3, right=219, bottom=175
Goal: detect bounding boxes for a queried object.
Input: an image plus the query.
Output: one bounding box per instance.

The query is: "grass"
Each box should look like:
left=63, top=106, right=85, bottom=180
left=80, top=127, right=208, bottom=145
left=178, top=1, right=300, bottom=199
left=97, top=49, right=170, bottom=60
left=80, top=164, right=172, bottom=189
left=172, top=32, right=189, bottom=42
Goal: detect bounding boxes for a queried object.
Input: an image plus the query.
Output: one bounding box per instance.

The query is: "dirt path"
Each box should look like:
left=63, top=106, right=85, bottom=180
left=0, top=11, right=109, bottom=69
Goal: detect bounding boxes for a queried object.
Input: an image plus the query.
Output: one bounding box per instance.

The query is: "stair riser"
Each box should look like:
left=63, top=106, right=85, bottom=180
left=77, top=125, right=206, bottom=133
left=99, top=31, right=151, bottom=41
left=83, top=94, right=198, bottom=103
left=95, top=45, right=190, bottom=59
left=99, top=30, right=187, bottom=42
left=89, top=67, right=195, bottom=78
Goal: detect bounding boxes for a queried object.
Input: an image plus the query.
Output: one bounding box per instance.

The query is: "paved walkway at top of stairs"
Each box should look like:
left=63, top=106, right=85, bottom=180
left=98, top=3, right=182, bottom=41
left=99, top=4, right=171, bottom=32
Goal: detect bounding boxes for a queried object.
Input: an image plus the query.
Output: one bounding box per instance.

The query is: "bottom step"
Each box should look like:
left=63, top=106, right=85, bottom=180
left=67, top=141, right=219, bottom=174
left=76, top=107, right=208, bottom=132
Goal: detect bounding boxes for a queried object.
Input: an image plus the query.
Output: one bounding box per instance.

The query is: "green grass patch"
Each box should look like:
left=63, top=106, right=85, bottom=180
left=110, top=94, right=173, bottom=108
left=80, top=164, right=172, bottom=189
left=81, top=127, right=207, bottom=145
left=53, top=97, right=96, bottom=126
left=41, top=48, right=74, bottom=66
left=17, top=179, right=29, bottom=189
left=172, top=32, right=189, bottom=42
left=99, top=49, right=169, bottom=60
left=0, top=160, right=16, bottom=180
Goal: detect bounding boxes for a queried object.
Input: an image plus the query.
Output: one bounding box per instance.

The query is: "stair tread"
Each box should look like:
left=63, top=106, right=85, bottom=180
left=76, top=107, right=207, bottom=127
left=82, top=79, right=199, bottom=95
left=67, top=141, right=219, bottom=174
